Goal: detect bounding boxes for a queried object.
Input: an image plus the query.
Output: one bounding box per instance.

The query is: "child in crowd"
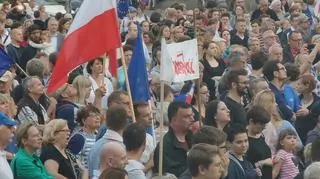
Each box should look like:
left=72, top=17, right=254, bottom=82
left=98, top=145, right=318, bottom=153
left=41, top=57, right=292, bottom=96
left=272, top=129, right=300, bottom=179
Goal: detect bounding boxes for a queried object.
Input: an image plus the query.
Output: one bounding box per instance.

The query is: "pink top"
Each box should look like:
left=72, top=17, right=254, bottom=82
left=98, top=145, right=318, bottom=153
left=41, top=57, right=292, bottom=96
left=276, top=149, right=299, bottom=179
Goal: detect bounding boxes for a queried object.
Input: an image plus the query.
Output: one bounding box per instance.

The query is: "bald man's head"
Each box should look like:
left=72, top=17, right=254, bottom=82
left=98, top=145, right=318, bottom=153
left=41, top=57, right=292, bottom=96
left=100, top=142, right=128, bottom=171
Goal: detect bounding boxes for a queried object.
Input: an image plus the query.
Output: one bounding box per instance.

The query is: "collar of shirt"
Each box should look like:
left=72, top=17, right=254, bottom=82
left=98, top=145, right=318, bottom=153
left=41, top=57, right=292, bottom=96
left=103, top=129, right=123, bottom=142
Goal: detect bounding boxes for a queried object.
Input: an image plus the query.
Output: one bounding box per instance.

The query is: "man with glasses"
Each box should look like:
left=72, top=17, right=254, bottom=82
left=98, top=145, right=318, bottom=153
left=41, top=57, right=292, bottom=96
left=263, top=60, right=294, bottom=122
left=283, top=31, right=303, bottom=63
left=224, top=68, right=249, bottom=127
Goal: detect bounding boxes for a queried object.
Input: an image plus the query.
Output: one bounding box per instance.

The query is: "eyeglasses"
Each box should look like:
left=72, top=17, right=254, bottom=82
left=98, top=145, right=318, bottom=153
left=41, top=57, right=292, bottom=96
left=55, top=129, right=70, bottom=133
left=276, top=67, right=286, bottom=71
left=290, top=38, right=302, bottom=42
left=237, top=81, right=249, bottom=85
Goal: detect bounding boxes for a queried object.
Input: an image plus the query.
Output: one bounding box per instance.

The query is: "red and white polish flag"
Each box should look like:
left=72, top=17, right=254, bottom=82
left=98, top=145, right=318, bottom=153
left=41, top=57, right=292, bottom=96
left=47, top=0, right=121, bottom=93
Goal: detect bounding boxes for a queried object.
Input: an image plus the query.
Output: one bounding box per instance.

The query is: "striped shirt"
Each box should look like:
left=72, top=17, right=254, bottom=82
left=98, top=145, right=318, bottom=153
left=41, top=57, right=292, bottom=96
left=75, top=131, right=97, bottom=169
left=276, top=149, right=299, bottom=179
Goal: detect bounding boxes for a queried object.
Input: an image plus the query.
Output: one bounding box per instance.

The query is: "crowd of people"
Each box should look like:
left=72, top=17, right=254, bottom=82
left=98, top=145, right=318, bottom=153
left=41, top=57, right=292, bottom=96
left=2, top=0, right=320, bottom=179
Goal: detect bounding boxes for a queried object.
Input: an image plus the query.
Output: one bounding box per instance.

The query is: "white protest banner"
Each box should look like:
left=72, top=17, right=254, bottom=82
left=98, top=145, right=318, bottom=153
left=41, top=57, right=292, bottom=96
left=160, top=38, right=199, bottom=83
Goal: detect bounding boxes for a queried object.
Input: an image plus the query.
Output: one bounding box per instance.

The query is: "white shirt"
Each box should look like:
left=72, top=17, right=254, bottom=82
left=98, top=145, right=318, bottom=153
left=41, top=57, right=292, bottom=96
left=140, top=133, right=155, bottom=179
left=87, top=75, right=114, bottom=109
left=0, top=150, right=13, bottom=179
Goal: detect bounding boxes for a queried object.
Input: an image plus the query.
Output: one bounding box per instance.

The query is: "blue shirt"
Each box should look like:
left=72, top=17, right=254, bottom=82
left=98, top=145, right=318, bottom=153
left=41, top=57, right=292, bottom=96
left=283, top=84, right=301, bottom=113
left=270, top=83, right=294, bottom=122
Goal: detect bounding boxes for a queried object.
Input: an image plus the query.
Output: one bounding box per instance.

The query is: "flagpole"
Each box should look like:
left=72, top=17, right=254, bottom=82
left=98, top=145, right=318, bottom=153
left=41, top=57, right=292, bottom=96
left=158, top=81, right=164, bottom=176
left=193, top=10, right=202, bottom=127
left=120, top=47, right=136, bottom=123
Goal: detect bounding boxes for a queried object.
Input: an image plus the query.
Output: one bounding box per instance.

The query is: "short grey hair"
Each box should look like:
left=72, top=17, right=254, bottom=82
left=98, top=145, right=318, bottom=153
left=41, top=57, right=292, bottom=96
left=22, top=76, right=40, bottom=94
left=26, top=58, right=44, bottom=79
left=304, top=162, right=320, bottom=179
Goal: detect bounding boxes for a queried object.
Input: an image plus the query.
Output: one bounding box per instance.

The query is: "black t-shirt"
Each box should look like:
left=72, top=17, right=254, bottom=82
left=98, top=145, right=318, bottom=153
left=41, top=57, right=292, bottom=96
left=40, top=144, right=76, bottom=179
left=201, top=59, right=226, bottom=100
left=225, top=96, right=247, bottom=126
left=247, top=135, right=272, bottom=179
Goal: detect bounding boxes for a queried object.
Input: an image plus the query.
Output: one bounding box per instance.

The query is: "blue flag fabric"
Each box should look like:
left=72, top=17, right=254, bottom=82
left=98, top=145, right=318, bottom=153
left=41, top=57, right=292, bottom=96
left=127, top=27, right=150, bottom=102
left=0, top=48, right=14, bottom=76
left=117, top=0, right=130, bottom=19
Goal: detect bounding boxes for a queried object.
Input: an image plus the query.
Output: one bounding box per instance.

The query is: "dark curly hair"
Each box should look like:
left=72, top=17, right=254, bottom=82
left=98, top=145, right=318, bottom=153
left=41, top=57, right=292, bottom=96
left=76, top=104, right=101, bottom=126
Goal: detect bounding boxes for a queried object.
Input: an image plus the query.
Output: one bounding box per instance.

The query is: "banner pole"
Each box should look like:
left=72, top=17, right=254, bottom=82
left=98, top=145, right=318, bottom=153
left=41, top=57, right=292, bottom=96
left=193, top=10, right=202, bottom=127
left=120, top=47, right=136, bottom=123
left=159, top=81, right=164, bottom=176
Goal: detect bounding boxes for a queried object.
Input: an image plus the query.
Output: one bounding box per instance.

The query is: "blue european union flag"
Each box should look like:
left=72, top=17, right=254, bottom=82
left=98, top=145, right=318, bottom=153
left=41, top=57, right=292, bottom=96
left=127, top=27, right=150, bottom=102
left=0, top=48, right=14, bottom=76
left=117, top=0, right=129, bottom=19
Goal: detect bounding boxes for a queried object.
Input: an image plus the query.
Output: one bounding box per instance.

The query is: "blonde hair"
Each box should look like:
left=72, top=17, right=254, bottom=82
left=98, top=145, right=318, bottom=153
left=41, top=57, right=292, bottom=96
left=42, top=119, right=67, bottom=145
left=0, top=93, right=9, bottom=103
left=72, top=75, right=92, bottom=105
left=304, top=143, right=312, bottom=164
left=253, top=90, right=281, bottom=120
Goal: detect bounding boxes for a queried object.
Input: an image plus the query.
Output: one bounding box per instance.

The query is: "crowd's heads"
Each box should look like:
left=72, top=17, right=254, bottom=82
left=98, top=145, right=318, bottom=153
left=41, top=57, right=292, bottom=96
left=168, top=101, right=194, bottom=130
left=133, top=102, right=152, bottom=127
left=107, top=91, right=132, bottom=117
left=226, top=68, right=249, bottom=96
left=247, top=106, right=270, bottom=134
left=268, top=44, right=283, bottom=62
left=123, top=123, right=146, bottom=152
left=27, top=24, right=41, bottom=43
left=192, top=125, right=227, bottom=147
left=304, top=162, right=320, bottom=179
left=0, top=112, right=18, bottom=148
left=42, top=119, right=69, bottom=146
left=54, top=83, right=77, bottom=101
left=72, top=75, right=91, bottom=105
left=188, top=143, right=224, bottom=179
left=100, top=142, right=128, bottom=170
left=99, top=167, right=128, bottom=179
left=250, top=51, right=268, bottom=71
left=106, top=106, right=128, bottom=132
left=295, top=74, right=316, bottom=94
left=86, top=57, right=103, bottom=75
left=16, top=123, right=42, bottom=150
left=263, top=60, right=287, bottom=82
left=250, top=78, right=269, bottom=99
left=22, top=76, right=44, bottom=96
left=205, top=100, right=230, bottom=128
left=76, top=104, right=101, bottom=129
left=284, top=63, right=300, bottom=82
left=276, top=129, right=297, bottom=151
left=227, top=124, right=248, bottom=156
left=26, top=58, right=45, bottom=79
left=253, top=89, right=277, bottom=117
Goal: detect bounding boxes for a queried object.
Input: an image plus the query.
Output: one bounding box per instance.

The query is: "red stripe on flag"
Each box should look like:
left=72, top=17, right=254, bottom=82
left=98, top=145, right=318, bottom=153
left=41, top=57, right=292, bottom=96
left=47, top=8, right=121, bottom=93
left=108, top=48, right=118, bottom=77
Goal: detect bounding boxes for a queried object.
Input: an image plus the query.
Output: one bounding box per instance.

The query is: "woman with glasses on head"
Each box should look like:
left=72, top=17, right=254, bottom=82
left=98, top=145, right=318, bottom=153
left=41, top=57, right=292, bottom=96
left=41, top=119, right=88, bottom=179
left=11, top=123, right=53, bottom=178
